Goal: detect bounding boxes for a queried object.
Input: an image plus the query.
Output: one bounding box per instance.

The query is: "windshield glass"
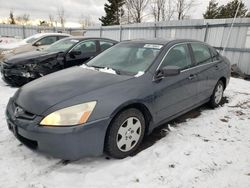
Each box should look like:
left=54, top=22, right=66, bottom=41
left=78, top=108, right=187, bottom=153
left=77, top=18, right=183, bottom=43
left=23, top=34, right=43, bottom=43
left=86, top=42, right=162, bottom=75
left=44, top=38, right=79, bottom=53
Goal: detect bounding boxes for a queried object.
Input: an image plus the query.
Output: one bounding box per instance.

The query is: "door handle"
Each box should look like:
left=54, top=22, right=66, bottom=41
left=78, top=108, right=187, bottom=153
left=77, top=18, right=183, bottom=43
left=188, top=74, right=196, bottom=80
left=215, top=65, right=219, bottom=70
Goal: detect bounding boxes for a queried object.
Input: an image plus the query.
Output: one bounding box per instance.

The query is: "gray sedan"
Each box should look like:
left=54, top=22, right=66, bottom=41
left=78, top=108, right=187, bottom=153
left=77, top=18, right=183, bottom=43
left=6, top=39, right=230, bottom=160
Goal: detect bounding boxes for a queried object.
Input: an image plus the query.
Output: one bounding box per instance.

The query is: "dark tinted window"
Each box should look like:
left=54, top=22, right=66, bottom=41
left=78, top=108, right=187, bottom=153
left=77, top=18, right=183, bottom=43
left=38, top=36, right=58, bottom=45
left=72, top=40, right=96, bottom=53
left=100, top=41, right=114, bottom=52
left=161, top=44, right=192, bottom=70
left=191, top=43, right=212, bottom=65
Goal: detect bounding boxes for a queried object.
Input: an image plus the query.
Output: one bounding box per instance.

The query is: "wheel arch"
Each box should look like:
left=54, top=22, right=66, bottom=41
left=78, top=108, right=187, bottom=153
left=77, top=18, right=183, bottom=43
left=219, top=76, right=227, bottom=90
left=108, top=101, right=154, bottom=136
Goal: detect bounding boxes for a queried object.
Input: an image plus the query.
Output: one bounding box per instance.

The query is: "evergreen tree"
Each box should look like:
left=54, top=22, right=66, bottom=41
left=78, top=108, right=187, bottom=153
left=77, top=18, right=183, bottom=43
left=217, top=0, right=247, bottom=18
left=99, top=0, right=125, bottom=26
left=203, top=0, right=219, bottom=19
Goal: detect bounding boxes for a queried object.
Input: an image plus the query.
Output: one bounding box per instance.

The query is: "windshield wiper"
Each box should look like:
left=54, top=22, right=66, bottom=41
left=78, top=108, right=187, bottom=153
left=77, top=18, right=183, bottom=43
left=88, top=65, right=107, bottom=69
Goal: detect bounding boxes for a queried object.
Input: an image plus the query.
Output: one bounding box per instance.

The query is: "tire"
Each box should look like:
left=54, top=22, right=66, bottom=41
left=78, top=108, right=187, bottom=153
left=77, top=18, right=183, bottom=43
left=105, top=108, right=145, bottom=159
left=209, top=80, right=224, bottom=108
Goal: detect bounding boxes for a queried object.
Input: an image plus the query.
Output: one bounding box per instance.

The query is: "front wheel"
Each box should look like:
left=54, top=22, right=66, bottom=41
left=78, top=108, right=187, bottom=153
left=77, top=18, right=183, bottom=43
left=105, top=108, right=145, bottom=159
left=209, top=80, right=224, bottom=108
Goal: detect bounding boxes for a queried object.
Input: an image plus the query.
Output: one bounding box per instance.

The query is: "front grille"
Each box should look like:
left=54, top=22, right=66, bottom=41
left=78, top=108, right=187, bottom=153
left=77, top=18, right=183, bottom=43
left=12, top=103, right=36, bottom=120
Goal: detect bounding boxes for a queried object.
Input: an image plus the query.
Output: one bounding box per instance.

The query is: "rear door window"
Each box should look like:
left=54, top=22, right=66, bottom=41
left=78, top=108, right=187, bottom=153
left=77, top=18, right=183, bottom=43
left=191, top=43, right=212, bottom=65
left=71, top=40, right=97, bottom=53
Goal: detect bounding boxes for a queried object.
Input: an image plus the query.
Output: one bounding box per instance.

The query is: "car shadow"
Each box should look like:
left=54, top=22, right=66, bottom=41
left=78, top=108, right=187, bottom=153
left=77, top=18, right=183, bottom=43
left=134, top=96, right=229, bottom=155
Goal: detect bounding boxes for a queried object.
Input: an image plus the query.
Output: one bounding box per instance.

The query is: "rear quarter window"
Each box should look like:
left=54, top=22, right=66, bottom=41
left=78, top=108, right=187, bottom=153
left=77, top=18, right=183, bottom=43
left=210, top=47, right=220, bottom=61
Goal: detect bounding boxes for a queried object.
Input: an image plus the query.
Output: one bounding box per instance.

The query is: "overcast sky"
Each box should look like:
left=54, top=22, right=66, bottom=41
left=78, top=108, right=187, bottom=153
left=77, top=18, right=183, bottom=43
left=0, top=0, right=249, bottom=26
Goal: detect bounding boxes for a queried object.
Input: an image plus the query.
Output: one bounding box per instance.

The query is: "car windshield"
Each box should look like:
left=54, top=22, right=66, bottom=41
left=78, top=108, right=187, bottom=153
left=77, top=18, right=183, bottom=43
left=44, top=38, right=79, bottom=53
left=86, top=42, right=163, bottom=75
left=23, top=34, right=44, bottom=43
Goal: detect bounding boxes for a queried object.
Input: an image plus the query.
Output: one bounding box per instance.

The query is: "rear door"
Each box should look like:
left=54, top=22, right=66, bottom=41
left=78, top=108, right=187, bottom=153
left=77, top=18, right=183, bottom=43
left=65, top=40, right=98, bottom=68
left=153, top=43, right=199, bottom=124
left=190, top=43, right=221, bottom=101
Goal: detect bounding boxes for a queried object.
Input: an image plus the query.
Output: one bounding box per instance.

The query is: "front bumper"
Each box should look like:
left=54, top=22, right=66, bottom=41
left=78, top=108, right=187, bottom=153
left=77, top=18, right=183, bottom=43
left=6, top=98, right=111, bottom=160
left=1, top=63, right=36, bottom=86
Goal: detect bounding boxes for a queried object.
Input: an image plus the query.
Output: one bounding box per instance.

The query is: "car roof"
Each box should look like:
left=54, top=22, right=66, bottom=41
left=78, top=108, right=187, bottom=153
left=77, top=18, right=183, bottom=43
left=64, top=37, right=118, bottom=42
left=121, top=38, right=202, bottom=46
left=31, top=33, right=71, bottom=38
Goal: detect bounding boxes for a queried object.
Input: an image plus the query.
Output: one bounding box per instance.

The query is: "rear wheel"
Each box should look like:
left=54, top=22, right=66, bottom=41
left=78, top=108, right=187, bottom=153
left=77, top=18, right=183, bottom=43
left=105, top=108, right=145, bottom=159
left=209, top=80, right=224, bottom=108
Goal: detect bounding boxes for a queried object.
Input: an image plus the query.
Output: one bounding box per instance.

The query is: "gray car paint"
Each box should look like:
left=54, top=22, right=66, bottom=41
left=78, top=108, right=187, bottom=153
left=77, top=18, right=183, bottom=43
left=6, top=39, right=231, bottom=160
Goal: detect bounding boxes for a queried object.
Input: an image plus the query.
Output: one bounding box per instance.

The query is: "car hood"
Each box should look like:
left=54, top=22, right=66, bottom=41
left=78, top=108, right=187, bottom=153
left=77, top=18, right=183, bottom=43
left=15, top=67, right=132, bottom=115
left=4, top=50, right=59, bottom=65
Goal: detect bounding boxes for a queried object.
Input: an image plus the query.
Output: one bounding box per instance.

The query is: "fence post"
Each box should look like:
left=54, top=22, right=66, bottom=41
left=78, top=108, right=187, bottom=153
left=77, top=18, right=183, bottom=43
left=100, top=26, right=102, bottom=37
left=119, top=25, right=122, bottom=41
left=203, top=23, right=209, bottom=42
left=22, top=25, right=26, bottom=38
left=154, top=23, right=157, bottom=38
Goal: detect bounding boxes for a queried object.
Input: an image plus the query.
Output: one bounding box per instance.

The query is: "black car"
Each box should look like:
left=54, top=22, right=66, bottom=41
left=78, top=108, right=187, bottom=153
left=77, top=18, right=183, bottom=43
left=6, top=39, right=230, bottom=160
left=0, top=37, right=117, bottom=86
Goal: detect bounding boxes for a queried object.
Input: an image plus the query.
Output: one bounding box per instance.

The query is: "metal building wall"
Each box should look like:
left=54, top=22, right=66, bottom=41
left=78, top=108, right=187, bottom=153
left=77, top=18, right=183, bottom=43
left=85, top=18, right=250, bottom=76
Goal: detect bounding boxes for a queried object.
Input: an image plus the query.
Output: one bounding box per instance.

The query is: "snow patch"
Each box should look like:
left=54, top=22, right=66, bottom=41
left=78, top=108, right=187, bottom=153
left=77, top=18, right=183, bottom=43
left=134, top=71, right=144, bottom=77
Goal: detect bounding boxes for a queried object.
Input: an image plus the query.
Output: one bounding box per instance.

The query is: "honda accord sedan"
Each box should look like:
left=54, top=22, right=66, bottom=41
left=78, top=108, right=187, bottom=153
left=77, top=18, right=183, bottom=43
left=6, top=39, right=230, bottom=160
left=1, top=37, right=117, bottom=86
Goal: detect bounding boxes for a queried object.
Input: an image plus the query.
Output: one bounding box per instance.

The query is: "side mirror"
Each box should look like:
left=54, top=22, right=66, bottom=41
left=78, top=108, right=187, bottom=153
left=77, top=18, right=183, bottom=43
left=69, top=50, right=81, bottom=58
left=155, top=66, right=180, bottom=80
left=33, top=41, right=42, bottom=46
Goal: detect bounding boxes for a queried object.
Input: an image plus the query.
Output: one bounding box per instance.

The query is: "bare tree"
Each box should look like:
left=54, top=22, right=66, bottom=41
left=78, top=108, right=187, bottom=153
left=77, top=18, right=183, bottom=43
left=175, top=0, right=195, bottom=20
left=164, top=0, right=175, bottom=20
left=125, top=0, right=149, bottom=23
left=48, top=14, right=55, bottom=27
left=57, top=6, right=66, bottom=29
left=79, top=14, right=94, bottom=29
left=16, top=14, right=30, bottom=25
left=151, top=0, right=166, bottom=22
left=9, top=10, right=16, bottom=24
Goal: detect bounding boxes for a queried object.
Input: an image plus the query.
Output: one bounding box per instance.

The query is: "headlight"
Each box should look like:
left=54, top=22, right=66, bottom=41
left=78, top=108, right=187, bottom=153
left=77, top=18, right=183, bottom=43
left=40, top=101, right=97, bottom=126
left=1, top=50, right=14, bottom=55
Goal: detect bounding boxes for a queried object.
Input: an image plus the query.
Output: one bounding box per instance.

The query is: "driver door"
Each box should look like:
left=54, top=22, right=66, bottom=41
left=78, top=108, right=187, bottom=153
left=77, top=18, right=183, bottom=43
left=65, top=40, right=98, bottom=68
left=153, top=43, right=199, bottom=124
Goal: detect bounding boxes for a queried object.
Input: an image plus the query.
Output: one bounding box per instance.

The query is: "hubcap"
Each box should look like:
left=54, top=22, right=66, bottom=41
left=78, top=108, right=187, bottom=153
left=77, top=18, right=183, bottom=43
left=215, top=84, right=223, bottom=104
left=116, top=117, right=142, bottom=152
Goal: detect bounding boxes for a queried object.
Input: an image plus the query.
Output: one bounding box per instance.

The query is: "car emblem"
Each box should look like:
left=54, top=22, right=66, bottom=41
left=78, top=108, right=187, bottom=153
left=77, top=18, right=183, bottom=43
left=14, top=106, right=24, bottom=118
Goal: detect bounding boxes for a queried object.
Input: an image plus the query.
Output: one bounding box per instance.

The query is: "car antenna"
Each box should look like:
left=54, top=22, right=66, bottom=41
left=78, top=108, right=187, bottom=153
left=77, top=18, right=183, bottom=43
left=222, top=0, right=241, bottom=56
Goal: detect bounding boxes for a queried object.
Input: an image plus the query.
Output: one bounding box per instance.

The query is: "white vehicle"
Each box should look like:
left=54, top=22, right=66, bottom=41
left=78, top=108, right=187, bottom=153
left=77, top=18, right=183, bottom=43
left=0, top=33, right=70, bottom=60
